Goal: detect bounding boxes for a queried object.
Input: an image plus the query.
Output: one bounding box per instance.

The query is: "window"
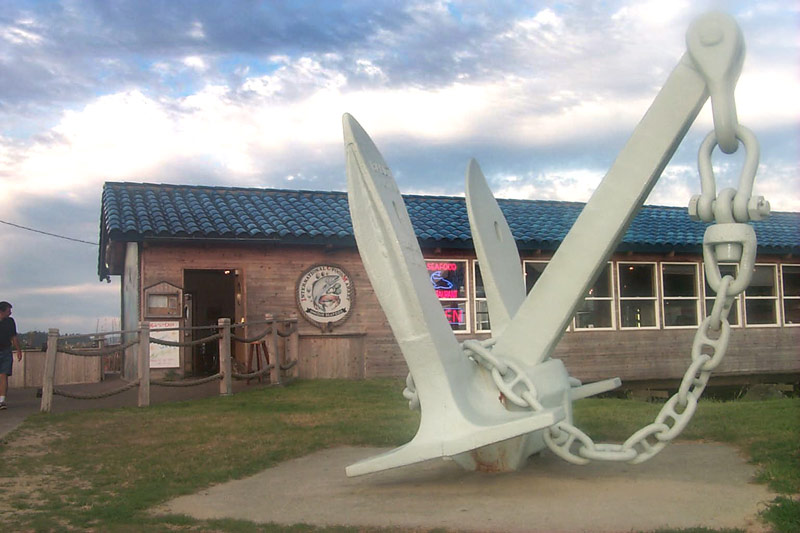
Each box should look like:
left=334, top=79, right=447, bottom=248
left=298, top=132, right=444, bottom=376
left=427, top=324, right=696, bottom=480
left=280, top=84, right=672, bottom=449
left=781, top=265, right=800, bottom=326
left=574, top=263, right=614, bottom=330
left=524, top=261, right=548, bottom=294
left=473, top=262, right=490, bottom=332
left=618, top=263, right=658, bottom=328
left=744, top=264, right=778, bottom=326
left=661, top=263, right=700, bottom=328
left=703, top=263, right=741, bottom=326
left=426, top=259, right=469, bottom=332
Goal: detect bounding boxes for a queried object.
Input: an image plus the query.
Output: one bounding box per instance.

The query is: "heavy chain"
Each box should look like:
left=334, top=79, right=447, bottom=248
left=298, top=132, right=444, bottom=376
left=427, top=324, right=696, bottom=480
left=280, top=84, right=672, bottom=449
left=406, top=253, right=751, bottom=465
left=462, top=338, right=545, bottom=411
left=404, top=266, right=746, bottom=464
left=453, top=271, right=742, bottom=465
left=403, top=338, right=546, bottom=412
left=544, top=271, right=745, bottom=464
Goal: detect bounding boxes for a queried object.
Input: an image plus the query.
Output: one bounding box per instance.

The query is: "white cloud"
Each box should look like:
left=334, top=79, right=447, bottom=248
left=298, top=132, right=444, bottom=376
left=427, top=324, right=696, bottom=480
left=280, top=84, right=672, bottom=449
left=188, top=20, right=205, bottom=40
left=612, top=0, right=690, bottom=27
left=735, top=66, right=800, bottom=128
left=182, top=55, right=209, bottom=72
left=2, top=91, right=176, bottom=202
left=19, top=283, right=117, bottom=296
left=0, top=18, right=44, bottom=46
left=513, top=8, right=565, bottom=43
left=0, top=4, right=796, bottom=221
left=645, top=164, right=697, bottom=207
left=493, top=168, right=604, bottom=203
left=355, top=59, right=387, bottom=82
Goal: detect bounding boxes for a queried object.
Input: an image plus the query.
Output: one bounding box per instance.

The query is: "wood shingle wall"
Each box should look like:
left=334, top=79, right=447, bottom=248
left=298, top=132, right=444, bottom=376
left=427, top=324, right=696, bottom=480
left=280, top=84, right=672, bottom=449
left=136, top=241, right=799, bottom=386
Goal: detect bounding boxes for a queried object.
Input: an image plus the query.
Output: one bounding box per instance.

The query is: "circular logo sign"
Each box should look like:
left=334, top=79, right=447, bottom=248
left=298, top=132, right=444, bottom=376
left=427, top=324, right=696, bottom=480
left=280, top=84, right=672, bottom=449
left=296, top=264, right=355, bottom=330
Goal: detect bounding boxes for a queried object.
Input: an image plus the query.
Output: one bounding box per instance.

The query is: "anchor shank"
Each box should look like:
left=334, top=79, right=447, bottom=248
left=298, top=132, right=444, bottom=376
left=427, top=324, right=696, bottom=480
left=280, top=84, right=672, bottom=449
left=494, top=53, right=708, bottom=364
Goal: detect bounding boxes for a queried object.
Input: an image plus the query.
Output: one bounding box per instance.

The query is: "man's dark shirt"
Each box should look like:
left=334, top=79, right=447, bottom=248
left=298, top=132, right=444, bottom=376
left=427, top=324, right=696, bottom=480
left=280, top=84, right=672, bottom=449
left=0, top=317, right=17, bottom=350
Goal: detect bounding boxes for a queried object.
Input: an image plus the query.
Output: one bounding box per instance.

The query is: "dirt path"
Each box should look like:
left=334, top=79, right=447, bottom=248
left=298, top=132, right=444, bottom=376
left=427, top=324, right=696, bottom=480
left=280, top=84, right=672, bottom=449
left=157, top=442, right=773, bottom=532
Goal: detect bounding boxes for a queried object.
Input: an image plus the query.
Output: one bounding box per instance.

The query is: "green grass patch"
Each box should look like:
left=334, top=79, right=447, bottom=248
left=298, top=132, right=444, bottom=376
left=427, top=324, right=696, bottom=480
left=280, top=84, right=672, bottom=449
left=0, top=379, right=796, bottom=532
left=572, top=397, right=800, bottom=494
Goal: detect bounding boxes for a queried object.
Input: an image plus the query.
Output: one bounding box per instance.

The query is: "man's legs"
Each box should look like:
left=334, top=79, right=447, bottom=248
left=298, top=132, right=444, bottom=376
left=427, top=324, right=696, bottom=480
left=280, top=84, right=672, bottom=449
left=0, top=373, right=7, bottom=408
left=0, top=348, right=12, bottom=408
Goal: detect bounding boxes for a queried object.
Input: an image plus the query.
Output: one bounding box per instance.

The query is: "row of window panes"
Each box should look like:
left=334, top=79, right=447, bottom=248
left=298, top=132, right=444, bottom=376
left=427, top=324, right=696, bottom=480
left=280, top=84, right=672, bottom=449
left=428, top=259, right=800, bottom=333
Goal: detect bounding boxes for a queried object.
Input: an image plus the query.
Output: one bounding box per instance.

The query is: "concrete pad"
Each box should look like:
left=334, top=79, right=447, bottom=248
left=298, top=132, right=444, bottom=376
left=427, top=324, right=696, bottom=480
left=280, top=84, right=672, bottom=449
left=156, top=442, right=773, bottom=532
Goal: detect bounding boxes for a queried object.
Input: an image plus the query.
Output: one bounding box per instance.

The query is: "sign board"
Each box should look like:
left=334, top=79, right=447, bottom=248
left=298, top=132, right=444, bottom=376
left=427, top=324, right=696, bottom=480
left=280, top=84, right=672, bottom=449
left=296, top=264, right=355, bottom=331
left=149, top=320, right=180, bottom=368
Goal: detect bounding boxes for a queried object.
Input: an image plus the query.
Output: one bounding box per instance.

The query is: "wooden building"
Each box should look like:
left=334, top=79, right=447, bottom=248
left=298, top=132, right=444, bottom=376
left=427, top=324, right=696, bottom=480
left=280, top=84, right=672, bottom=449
left=98, top=182, right=800, bottom=388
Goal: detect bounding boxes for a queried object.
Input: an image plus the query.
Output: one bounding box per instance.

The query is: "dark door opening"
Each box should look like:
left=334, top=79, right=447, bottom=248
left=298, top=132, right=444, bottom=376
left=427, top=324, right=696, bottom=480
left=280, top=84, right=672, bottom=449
left=184, top=269, right=236, bottom=375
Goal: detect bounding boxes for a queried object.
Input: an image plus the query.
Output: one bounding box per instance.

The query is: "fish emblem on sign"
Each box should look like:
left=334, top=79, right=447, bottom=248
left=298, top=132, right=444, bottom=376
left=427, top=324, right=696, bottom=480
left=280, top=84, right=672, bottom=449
left=296, top=264, right=355, bottom=331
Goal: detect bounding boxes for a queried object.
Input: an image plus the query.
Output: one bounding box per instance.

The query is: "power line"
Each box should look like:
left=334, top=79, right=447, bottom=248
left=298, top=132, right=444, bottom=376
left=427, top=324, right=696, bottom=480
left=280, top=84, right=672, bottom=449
left=0, top=219, right=98, bottom=246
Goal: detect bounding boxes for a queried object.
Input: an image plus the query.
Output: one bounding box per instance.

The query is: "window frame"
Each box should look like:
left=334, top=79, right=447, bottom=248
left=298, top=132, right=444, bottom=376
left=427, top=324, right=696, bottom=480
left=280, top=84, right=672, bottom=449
left=523, top=260, right=549, bottom=295
left=573, top=261, right=616, bottom=331
left=743, top=263, right=780, bottom=328
left=472, top=260, right=492, bottom=333
left=425, top=258, right=471, bottom=334
left=617, top=262, right=660, bottom=329
left=780, top=264, right=800, bottom=327
left=702, top=262, right=743, bottom=328
left=660, top=262, right=701, bottom=329
left=521, top=259, right=573, bottom=333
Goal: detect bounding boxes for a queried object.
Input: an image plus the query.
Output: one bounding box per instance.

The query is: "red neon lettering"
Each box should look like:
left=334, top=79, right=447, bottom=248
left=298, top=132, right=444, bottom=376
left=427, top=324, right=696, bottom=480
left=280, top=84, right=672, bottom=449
left=443, top=308, right=464, bottom=324
left=426, top=262, right=458, bottom=271
left=436, top=290, right=458, bottom=298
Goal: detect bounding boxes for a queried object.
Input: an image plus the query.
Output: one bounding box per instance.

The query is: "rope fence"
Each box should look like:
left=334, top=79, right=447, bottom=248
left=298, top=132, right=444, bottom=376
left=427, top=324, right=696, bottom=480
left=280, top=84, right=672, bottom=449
left=231, top=327, right=272, bottom=344
left=53, top=379, right=141, bottom=400
left=57, top=340, right=139, bottom=357
left=150, top=333, right=221, bottom=347
left=152, top=373, right=223, bottom=387
left=231, top=365, right=274, bottom=381
left=40, top=313, right=300, bottom=413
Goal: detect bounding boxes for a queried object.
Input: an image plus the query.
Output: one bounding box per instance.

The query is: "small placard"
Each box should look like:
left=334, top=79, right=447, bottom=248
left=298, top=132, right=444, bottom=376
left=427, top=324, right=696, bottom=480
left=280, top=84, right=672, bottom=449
left=149, top=320, right=180, bottom=368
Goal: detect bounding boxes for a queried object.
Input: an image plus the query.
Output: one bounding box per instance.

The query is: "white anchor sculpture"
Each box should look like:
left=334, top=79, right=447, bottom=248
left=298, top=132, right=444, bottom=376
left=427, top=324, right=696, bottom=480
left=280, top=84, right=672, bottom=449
left=342, top=11, right=768, bottom=477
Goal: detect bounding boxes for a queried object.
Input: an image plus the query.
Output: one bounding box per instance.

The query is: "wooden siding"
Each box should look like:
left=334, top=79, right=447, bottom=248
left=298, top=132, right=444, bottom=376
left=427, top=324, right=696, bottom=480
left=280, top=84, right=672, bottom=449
left=138, top=242, right=399, bottom=378
left=553, top=327, right=800, bottom=385
left=9, top=350, right=103, bottom=389
left=133, top=241, right=800, bottom=384
left=298, top=333, right=366, bottom=379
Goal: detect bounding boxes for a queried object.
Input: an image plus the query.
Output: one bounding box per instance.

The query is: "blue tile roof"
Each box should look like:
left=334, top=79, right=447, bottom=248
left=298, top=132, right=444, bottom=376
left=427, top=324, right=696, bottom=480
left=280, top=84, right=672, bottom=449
left=99, top=181, right=799, bottom=278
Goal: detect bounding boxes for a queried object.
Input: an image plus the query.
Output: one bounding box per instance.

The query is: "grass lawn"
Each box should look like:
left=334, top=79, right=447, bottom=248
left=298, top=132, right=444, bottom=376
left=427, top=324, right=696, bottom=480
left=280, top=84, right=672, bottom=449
left=0, top=379, right=797, bottom=532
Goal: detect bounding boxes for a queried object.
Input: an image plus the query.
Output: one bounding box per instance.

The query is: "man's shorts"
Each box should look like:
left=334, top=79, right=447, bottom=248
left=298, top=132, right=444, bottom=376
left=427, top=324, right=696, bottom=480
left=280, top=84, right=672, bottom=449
left=0, top=348, right=12, bottom=376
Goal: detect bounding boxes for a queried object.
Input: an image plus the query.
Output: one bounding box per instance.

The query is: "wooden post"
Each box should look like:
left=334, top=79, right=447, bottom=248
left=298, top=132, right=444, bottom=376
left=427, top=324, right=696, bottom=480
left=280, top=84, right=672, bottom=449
left=138, top=322, right=150, bottom=407
left=218, top=318, right=232, bottom=396
left=287, top=312, right=299, bottom=379
left=267, top=314, right=281, bottom=385
left=97, top=336, right=106, bottom=382
left=40, top=328, right=59, bottom=413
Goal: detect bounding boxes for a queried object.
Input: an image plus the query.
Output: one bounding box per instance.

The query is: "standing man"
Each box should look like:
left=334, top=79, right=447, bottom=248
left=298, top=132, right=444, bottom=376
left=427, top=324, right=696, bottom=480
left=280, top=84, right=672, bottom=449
left=0, top=301, right=23, bottom=409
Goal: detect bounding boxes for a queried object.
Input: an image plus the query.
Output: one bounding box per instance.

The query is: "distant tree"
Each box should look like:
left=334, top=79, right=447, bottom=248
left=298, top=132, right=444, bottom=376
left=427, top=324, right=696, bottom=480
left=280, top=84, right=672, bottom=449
left=19, top=330, right=48, bottom=350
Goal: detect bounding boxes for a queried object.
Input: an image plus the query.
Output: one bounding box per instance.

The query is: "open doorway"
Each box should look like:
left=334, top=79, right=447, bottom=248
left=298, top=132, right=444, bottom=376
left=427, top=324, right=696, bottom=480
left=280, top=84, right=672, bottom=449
left=184, top=269, right=236, bottom=375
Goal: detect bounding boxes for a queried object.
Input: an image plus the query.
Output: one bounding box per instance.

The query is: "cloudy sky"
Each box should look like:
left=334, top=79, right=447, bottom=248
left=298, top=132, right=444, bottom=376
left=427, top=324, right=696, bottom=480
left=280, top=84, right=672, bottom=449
left=0, top=0, right=797, bottom=334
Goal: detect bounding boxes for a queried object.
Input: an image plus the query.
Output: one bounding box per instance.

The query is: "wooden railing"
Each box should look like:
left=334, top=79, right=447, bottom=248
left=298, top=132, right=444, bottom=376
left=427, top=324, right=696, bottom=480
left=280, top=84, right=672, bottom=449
left=39, top=314, right=299, bottom=413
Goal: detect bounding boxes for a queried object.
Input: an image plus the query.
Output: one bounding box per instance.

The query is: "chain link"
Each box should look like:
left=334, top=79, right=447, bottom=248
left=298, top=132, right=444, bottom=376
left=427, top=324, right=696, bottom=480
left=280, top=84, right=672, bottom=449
left=456, top=238, right=746, bottom=465
left=403, top=371, right=420, bottom=411
left=447, top=190, right=754, bottom=467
